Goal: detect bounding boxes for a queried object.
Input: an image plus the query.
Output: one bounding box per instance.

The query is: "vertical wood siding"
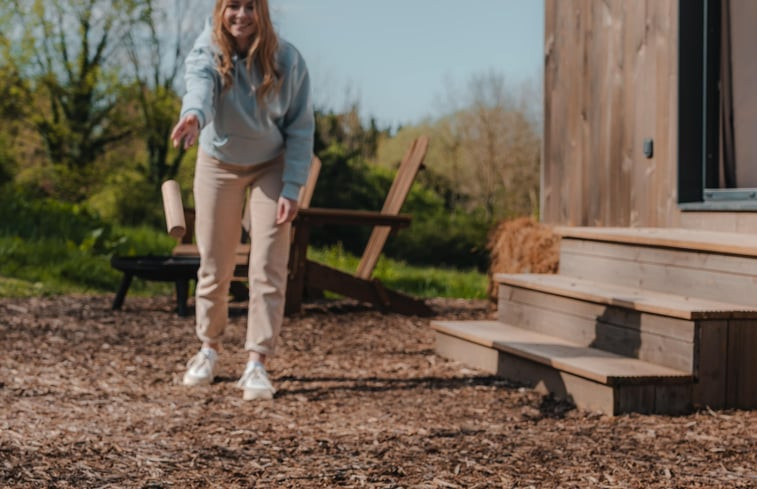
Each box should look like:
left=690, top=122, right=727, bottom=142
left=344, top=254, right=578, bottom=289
left=543, top=0, right=679, bottom=227
left=543, top=0, right=757, bottom=231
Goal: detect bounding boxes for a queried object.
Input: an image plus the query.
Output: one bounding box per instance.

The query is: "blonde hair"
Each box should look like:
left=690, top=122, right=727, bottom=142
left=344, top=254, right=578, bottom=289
left=212, top=0, right=281, bottom=103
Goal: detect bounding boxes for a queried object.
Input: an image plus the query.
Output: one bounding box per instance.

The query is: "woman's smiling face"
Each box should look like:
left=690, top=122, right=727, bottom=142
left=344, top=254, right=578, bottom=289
left=223, top=0, right=256, bottom=50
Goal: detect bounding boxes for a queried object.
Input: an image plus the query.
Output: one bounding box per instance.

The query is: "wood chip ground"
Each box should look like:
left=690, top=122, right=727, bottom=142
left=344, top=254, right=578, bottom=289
left=1, top=296, right=755, bottom=488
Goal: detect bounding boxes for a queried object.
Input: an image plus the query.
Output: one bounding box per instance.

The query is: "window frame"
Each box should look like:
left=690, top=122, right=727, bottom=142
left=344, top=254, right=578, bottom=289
left=677, top=0, right=757, bottom=211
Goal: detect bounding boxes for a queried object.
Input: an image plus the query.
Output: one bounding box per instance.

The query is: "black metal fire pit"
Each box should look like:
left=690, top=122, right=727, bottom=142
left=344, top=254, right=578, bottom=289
left=110, top=255, right=200, bottom=316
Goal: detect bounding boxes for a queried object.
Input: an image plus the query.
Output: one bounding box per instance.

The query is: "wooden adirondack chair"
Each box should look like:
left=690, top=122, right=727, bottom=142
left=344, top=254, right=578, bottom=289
left=163, top=155, right=321, bottom=303
left=169, top=155, right=322, bottom=266
left=285, top=136, right=433, bottom=316
left=112, top=156, right=322, bottom=316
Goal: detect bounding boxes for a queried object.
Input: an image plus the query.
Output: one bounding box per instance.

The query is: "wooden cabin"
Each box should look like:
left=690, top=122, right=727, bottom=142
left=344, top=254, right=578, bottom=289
left=433, top=0, right=757, bottom=415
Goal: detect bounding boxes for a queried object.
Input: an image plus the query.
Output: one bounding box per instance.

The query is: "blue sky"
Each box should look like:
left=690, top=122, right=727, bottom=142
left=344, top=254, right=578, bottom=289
left=269, top=1, right=545, bottom=129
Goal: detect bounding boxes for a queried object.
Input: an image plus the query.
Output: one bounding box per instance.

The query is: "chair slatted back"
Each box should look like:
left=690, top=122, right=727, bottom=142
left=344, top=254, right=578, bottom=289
left=356, top=136, right=429, bottom=279
left=298, top=155, right=322, bottom=209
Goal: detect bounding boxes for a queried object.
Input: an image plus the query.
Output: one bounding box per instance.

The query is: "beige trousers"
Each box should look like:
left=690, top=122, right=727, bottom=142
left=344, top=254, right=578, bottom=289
left=193, top=148, right=291, bottom=356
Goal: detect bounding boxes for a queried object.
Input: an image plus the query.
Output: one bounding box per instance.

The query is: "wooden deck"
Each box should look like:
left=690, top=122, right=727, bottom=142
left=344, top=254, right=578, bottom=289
left=433, top=227, right=757, bottom=414
left=495, top=273, right=757, bottom=320
left=556, top=226, right=757, bottom=257
left=433, top=321, right=691, bottom=386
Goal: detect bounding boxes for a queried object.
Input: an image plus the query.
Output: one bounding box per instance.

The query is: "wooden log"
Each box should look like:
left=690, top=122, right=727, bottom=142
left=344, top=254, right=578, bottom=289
left=161, top=180, right=186, bottom=239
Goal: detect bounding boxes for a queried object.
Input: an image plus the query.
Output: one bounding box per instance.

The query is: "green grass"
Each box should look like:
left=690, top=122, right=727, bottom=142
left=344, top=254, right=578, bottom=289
left=0, top=191, right=487, bottom=300
left=0, top=276, right=46, bottom=297
left=308, top=244, right=488, bottom=299
left=0, top=190, right=178, bottom=297
left=0, top=236, right=487, bottom=300
left=0, top=226, right=176, bottom=297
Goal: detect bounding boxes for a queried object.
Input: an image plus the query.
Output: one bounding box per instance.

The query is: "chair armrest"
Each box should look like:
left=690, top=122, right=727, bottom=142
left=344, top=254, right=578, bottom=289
left=296, top=208, right=412, bottom=228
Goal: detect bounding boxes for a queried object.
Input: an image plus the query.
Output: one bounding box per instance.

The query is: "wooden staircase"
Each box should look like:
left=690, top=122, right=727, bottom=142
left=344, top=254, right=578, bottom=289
left=433, top=227, right=757, bottom=415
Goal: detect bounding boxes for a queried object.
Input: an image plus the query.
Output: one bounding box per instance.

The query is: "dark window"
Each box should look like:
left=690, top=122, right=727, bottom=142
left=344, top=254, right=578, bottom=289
left=678, top=0, right=757, bottom=210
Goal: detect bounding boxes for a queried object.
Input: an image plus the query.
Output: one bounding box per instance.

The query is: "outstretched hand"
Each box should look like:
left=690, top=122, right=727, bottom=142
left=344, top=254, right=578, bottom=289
left=276, top=197, right=298, bottom=225
left=171, top=114, right=200, bottom=149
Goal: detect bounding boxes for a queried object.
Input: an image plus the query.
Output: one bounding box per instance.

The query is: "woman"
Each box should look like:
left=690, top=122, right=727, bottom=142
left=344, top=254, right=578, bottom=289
left=170, top=0, right=314, bottom=400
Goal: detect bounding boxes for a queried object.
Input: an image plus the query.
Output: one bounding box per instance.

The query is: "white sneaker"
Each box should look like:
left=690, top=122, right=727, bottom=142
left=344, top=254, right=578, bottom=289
left=182, top=347, right=218, bottom=386
left=236, top=362, right=276, bottom=400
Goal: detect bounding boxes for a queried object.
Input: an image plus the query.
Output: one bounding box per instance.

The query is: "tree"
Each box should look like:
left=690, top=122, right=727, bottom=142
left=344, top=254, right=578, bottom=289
left=453, top=72, right=541, bottom=218
left=0, top=28, right=31, bottom=186
left=314, top=104, right=388, bottom=160
left=124, top=0, right=204, bottom=188
left=6, top=0, right=145, bottom=199
left=374, top=70, right=541, bottom=221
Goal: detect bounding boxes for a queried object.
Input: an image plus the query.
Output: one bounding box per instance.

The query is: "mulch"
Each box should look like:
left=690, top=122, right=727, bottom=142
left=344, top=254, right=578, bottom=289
left=1, top=295, right=755, bottom=488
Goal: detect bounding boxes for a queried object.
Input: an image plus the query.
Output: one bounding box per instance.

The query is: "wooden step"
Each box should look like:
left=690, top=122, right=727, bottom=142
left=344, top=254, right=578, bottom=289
left=493, top=273, right=757, bottom=410
left=556, top=226, right=757, bottom=305
left=494, top=273, right=757, bottom=320
left=432, top=320, right=692, bottom=415
left=496, top=279, right=698, bottom=373
left=556, top=226, right=757, bottom=256
left=433, top=320, right=691, bottom=385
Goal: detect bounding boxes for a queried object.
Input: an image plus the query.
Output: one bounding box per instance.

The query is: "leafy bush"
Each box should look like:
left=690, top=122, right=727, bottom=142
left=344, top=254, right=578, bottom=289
left=0, top=236, right=120, bottom=292
left=0, top=187, right=110, bottom=244
left=308, top=143, right=393, bottom=254
left=87, top=171, right=167, bottom=229
left=0, top=235, right=173, bottom=296
left=0, top=134, right=15, bottom=186
left=308, top=146, right=491, bottom=270
left=385, top=208, right=492, bottom=271
left=0, top=188, right=176, bottom=295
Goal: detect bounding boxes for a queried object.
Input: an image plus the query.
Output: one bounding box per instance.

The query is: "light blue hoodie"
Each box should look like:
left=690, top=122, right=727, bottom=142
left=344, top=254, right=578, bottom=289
left=180, top=21, right=314, bottom=201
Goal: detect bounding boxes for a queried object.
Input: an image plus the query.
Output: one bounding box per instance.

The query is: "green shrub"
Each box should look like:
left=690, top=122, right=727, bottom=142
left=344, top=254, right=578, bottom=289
left=0, top=276, right=46, bottom=297
left=0, top=237, right=120, bottom=292
left=113, top=224, right=176, bottom=256
left=0, top=190, right=177, bottom=296
left=0, top=236, right=175, bottom=297
left=385, top=208, right=492, bottom=271
left=0, top=187, right=108, bottom=243
left=309, top=145, right=491, bottom=270
left=0, top=134, right=15, bottom=186
left=308, top=144, right=391, bottom=254
left=87, top=171, right=168, bottom=228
